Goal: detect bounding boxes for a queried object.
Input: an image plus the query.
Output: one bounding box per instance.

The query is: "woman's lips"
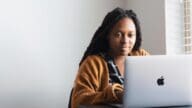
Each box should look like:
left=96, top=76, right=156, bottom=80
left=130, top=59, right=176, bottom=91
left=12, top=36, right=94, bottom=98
left=120, top=47, right=129, bottom=51
left=120, top=47, right=132, bottom=52
left=120, top=46, right=131, bottom=49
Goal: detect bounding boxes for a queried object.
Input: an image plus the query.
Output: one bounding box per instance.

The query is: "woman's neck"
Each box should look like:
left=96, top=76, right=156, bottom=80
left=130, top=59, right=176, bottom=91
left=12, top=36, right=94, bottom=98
left=113, top=56, right=125, bottom=64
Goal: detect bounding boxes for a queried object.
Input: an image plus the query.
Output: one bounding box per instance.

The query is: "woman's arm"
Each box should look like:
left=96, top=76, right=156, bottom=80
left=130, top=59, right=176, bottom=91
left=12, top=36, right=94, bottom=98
left=71, top=55, right=123, bottom=108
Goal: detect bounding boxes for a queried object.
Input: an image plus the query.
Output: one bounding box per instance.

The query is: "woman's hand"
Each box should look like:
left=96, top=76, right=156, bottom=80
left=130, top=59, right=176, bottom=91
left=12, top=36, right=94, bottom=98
left=112, top=83, right=124, bottom=103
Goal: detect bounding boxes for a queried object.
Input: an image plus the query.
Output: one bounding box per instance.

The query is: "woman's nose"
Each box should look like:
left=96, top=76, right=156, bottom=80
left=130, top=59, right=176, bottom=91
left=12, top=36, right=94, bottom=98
left=121, top=35, right=129, bottom=43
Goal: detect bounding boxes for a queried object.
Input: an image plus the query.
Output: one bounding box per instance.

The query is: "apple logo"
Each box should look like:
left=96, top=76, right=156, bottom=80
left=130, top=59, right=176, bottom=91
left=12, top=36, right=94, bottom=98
left=157, top=76, right=164, bottom=86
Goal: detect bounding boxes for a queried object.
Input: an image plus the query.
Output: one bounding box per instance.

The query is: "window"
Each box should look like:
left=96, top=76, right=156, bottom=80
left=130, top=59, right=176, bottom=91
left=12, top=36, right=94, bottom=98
left=183, top=0, right=192, bottom=54
left=166, top=0, right=184, bottom=54
left=166, top=0, right=192, bottom=55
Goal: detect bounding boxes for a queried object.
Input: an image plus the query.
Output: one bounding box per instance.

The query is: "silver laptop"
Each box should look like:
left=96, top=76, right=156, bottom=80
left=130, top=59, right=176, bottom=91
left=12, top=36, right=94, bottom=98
left=124, top=55, right=192, bottom=108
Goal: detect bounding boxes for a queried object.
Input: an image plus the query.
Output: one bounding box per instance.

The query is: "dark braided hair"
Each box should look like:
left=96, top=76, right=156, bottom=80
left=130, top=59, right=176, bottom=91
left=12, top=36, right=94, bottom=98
left=80, top=7, right=142, bottom=65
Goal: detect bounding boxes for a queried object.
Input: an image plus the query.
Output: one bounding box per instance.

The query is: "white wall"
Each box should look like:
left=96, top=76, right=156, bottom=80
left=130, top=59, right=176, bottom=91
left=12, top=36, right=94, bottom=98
left=125, top=0, right=166, bottom=55
left=0, top=0, right=125, bottom=108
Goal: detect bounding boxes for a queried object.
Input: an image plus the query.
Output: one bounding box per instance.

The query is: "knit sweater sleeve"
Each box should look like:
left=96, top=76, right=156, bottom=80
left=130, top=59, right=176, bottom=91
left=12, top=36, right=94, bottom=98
left=71, top=55, right=123, bottom=108
left=129, top=48, right=150, bottom=56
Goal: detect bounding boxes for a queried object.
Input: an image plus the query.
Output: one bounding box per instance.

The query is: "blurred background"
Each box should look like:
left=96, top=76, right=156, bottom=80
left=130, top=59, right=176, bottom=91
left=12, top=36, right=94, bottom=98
left=0, top=0, right=191, bottom=108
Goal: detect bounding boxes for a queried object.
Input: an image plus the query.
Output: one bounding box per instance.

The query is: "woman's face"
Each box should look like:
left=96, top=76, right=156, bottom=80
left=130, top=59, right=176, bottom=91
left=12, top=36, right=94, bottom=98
left=108, top=17, right=136, bottom=57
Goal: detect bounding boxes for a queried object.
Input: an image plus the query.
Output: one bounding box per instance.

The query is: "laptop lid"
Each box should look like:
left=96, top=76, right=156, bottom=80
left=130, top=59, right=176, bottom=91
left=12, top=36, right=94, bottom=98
left=124, top=55, right=192, bottom=108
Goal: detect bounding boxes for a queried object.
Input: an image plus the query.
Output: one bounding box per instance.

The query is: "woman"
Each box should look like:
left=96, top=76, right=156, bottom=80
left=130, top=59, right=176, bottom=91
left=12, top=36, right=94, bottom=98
left=70, top=7, right=149, bottom=108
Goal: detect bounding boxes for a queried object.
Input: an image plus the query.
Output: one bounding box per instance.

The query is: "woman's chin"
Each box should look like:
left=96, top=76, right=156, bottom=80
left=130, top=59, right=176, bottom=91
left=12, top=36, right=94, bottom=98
left=119, top=52, right=129, bottom=56
left=120, top=49, right=131, bottom=54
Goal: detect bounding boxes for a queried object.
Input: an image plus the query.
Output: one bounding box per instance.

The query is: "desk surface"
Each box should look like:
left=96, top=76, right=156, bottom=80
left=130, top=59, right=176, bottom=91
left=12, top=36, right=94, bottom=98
left=79, top=104, right=192, bottom=108
left=79, top=103, right=122, bottom=108
left=79, top=105, right=112, bottom=108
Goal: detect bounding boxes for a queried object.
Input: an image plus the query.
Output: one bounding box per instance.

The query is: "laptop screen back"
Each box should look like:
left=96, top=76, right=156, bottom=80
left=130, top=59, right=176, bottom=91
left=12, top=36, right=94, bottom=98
left=124, top=55, right=192, bottom=107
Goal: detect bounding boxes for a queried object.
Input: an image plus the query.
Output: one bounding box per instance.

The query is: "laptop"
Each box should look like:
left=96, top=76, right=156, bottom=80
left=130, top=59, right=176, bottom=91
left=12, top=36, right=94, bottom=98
left=124, top=55, right=192, bottom=108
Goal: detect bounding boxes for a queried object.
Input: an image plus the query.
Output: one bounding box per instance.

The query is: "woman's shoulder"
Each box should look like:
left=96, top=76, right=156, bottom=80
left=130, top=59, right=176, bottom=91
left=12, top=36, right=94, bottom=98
left=78, top=55, right=108, bottom=77
left=129, top=48, right=150, bottom=56
left=85, top=55, right=105, bottom=61
left=81, top=54, right=106, bottom=66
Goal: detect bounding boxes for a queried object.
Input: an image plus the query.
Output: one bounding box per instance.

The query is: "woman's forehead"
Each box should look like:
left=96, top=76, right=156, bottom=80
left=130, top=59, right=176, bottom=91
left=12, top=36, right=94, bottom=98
left=112, top=17, right=136, bottom=32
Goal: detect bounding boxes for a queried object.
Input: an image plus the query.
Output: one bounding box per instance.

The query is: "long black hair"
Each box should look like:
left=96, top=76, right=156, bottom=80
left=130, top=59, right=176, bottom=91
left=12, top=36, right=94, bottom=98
left=80, top=7, right=142, bottom=65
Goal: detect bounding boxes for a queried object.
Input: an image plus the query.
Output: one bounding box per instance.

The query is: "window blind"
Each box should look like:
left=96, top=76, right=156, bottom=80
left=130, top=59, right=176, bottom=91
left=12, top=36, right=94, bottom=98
left=184, top=0, right=192, bottom=54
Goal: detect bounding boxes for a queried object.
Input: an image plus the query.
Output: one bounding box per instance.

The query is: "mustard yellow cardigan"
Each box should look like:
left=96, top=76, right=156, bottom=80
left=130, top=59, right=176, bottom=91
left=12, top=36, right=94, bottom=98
left=71, top=49, right=149, bottom=108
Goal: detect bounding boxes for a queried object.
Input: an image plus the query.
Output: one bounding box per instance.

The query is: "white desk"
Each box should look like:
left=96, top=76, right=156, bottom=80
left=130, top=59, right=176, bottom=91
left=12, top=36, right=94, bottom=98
left=79, top=104, right=192, bottom=108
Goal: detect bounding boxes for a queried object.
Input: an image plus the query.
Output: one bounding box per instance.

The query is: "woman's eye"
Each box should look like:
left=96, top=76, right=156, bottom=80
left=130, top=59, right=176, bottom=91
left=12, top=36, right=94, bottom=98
left=128, top=33, right=135, bottom=38
left=115, top=32, right=122, bottom=37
